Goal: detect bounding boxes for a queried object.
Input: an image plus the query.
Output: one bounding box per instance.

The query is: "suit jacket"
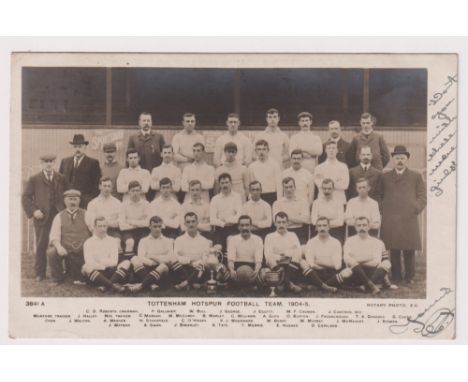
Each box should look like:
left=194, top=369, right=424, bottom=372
left=378, top=168, right=426, bottom=250
left=127, top=130, right=165, bottom=172
left=347, top=165, right=382, bottom=201
left=346, top=131, right=390, bottom=170
left=59, top=155, right=101, bottom=208
left=318, top=138, right=350, bottom=165
left=22, top=171, right=66, bottom=225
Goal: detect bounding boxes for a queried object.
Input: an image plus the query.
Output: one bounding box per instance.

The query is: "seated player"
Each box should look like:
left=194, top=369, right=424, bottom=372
left=150, top=144, right=181, bottom=199
left=273, top=177, right=310, bottom=244
left=210, top=173, right=242, bottom=252
left=259, top=212, right=303, bottom=293
left=227, top=215, right=263, bottom=289
left=280, top=149, right=315, bottom=206
left=129, top=216, right=176, bottom=293
left=116, top=148, right=151, bottom=201
left=248, top=139, right=281, bottom=206
left=345, top=177, right=381, bottom=237
left=241, top=181, right=272, bottom=240
left=118, top=181, right=150, bottom=258
left=81, top=216, right=130, bottom=293
left=148, top=177, right=181, bottom=239
left=343, top=216, right=396, bottom=294
left=180, top=142, right=215, bottom=203
left=48, top=189, right=91, bottom=285
left=300, top=217, right=351, bottom=293
left=214, top=142, right=249, bottom=201
left=173, top=212, right=229, bottom=290
left=180, top=180, right=212, bottom=238
left=85, top=177, right=122, bottom=242
left=311, top=178, right=344, bottom=242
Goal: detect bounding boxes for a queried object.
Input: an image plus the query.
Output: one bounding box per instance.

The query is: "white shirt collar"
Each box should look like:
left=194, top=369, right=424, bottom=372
left=395, top=168, right=406, bottom=175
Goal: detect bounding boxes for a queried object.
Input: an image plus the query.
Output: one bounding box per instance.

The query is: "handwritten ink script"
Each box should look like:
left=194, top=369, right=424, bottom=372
left=428, top=75, right=457, bottom=197
left=389, top=287, right=455, bottom=338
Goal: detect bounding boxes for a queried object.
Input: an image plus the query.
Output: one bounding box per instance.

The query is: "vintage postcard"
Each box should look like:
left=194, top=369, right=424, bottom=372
left=9, top=52, right=457, bottom=339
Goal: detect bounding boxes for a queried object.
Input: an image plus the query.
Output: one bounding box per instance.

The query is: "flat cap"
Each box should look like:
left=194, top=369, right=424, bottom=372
left=103, top=142, right=117, bottom=152
left=40, top=153, right=57, bottom=161
left=63, top=189, right=81, bottom=198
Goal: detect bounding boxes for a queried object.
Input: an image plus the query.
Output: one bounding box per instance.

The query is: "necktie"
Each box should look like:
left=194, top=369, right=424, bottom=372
left=74, top=157, right=79, bottom=168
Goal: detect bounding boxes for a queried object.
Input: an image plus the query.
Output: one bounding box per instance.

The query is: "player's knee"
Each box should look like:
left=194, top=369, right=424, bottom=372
left=340, top=268, right=353, bottom=279
left=119, top=260, right=131, bottom=271
left=81, top=264, right=93, bottom=277
left=125, top=238, right=134, bottom=250
left=156, top=263, right=169, bottom=275
left=380, top=260, right=391, bottom=272
left=299, top=259, right=308, bottom=271
left=130, top=256, right=142, bottom=267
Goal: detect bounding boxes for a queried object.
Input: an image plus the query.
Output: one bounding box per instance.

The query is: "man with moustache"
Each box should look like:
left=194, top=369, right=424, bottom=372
left=280, top=149, right=315, bottom=206
left=180, top=180, right=212, bottom=237
left=100, top=142, right=124, bottom=199
left=300, top=217, right=350, bottom=293
left=48, top=190, right=90, bottom=285
left=213, top=113, right=252, bottom=167
left=150, top=144, right=181, bottom=200
left=116, top=149, right=151, bottom=201
left=378, top=145, right=426, bottom=285
left=127, top=112, right=165, bottom=172
left=22, top=153, right=67, bottom=281
left=347, top=112, right=390, bottom=170
left=319, top=120, right=350, bottom=164
left=59, top=134, right=101, bottom=208
left=172, top=113, right=205, bottom=170
left=347, top=145, right=382, bottom=200
left=241, top=181, right=273, bottom=240
left=227, top=215, right=263, bottom=288
left=148, top=178, right=181, bottom=239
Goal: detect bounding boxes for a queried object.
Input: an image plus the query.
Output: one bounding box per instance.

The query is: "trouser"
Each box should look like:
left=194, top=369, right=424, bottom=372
left=47, top=246, right=85, bottom=282
left=390, top=250, right=416, bottom=282
left=32, top=208, right=57, bottom=278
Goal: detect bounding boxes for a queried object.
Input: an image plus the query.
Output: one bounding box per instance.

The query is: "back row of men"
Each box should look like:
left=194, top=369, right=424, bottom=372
left=22, top=109, right=426, bottom=289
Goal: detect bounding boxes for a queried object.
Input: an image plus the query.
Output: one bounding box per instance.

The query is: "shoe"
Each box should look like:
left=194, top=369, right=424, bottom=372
left=174, top=280, right=189, bottom=291
left=73, top=280, right=87, bottom=286
left=113, top=283, right=126, bottom=293
left=97, top=286, right=107, bottom=293
left=368, top=282, right=380, bottom=295
left=150, top=284, right=160, bottom=292
left=35, top=276, right=44, bottom=282
left=404, top=279, right=415, bottom=285
left=321, top=284, right=338, bottom=293
left=288, top=282, right=302, bottom=293
left=191, top=283, right=202, bottom=290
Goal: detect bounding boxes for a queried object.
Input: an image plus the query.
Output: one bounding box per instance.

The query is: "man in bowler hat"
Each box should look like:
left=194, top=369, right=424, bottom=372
left=378, top=145, right=426, bottom=284
left=59, top=134, right=101, bottom=208
left=22, top=154, right=67, bottom=281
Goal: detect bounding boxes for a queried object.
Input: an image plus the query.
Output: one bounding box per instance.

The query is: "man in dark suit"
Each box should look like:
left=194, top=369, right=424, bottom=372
left=127, top=112, right=165, bottom=172
left=59, top=134, right=101, bottom=208
left=318, top=120, right=350, bottom=165
left=378, top=145, right=426, bottom=285
left=22, top=154, right=66, bottom=281
left=347, top=145, right=382, bottom=200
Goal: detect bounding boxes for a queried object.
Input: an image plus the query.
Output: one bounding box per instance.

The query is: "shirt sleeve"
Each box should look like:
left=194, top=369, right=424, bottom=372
left=310, top=200, right=319, bottom=225
left=83, top=239, right=101, bottom=270
left=209, top=197, right=225, bottom=227
left=329, top=201, right=344, bottom=227
left=370, top=200, right=381, bottom=229
left=84, top=201, right=96, bottom=231
left=332, top=240, right=343, bottom=270
left=243, top=137, right=253, bottom=165
left=180, top=167, right=189, bottom=192
left=227, top=236, right=237, bottom=263
left=258, top=202, right=273, bottom=229
left=213, top=136, right=223, bottom=167
left=254, top=236, right=264, bottom=265
left=49, top=213, right=62, bottom=247
left=174, top=237, right=190, bottom=265
left=314, top=165, right=324, bottom=189
left=264, top=234, right=279, bottom=268
left=335, top=164, right=350, bottom=191
left=201, top=165, right=215, bottom=190
left=172, top=167, right=182, bottom=193
left=165, top=202, right=181, bottom=229
left=118, top=204, right=133, bottom=231
left=304, top=241, right=316, bottom=268
left=141, top=170, right=151, bottom=193
left=137, top=237, right=148, bottom=259
left=104, top=238, right=119, bottom=268
left=150, top=168, right=160, bottom=190
left=285, top=233, right=302, bottom=262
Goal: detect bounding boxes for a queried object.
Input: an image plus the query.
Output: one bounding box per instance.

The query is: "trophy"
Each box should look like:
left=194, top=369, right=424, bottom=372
left=206, top=270, right=217, bottom=294
left=263, top=270, right=284, bottom=297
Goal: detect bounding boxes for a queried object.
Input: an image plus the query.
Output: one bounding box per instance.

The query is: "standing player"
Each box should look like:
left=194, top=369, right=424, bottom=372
left=148, top=178, right=181, bottom=239
left=280, top=149, right=315, bottom=206
left=129, top=216, right=176, bottom=293
left=100, top=142, right=124, bottom=199
left=180, top=180, right=212, bottom=237
left=261, top=212, right=303, bottom=293
left=214, top=142, right=249, bottom=201
left=318, top=120, right=350, bottom=164
left=180, top=142, right=215, bottom=203
left=273, top=177, right=310, bottom=244
left=289, top=112, right=323, bottom=174
left=241, top=181, right=272, bottom=240
left=227, top=215, right=263, bottom=288
left=248, top=139, right=281, bottom=206
left=254, top=108, right=289, bottom=169
left=347, top=145, right=382, bottom=201
left=118, top=181, right=150, bottom=258
left=150, top=144, right=181, bottom=200
left=172, top=113, right=205, bottom=170
left=22, top=153, right=66, bottom=281
left=48, top=190, right=90, bottom=285
left=314, top=140, right=349, bottom=205
left=210, top=173, right=243, bottom=252
left=116, top=148, right=151, bottom=201
left=343, top=217, right=394, bottom=294
left=300, top=217, right=350, bottom=293
left=82, top=217, right=130, bottom=293
left=213, top=113, right=252, bottom=166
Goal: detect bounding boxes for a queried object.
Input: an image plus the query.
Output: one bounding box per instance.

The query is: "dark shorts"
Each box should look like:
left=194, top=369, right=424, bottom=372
left=289, top=225, right=310, bottom=245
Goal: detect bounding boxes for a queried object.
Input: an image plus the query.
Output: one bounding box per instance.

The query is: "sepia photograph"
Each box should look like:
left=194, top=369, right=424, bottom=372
left=9, top=52, right=456, bottom=339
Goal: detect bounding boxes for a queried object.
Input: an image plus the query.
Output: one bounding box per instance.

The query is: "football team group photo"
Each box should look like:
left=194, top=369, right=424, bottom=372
left=20, top=66, right=428, bottom=298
